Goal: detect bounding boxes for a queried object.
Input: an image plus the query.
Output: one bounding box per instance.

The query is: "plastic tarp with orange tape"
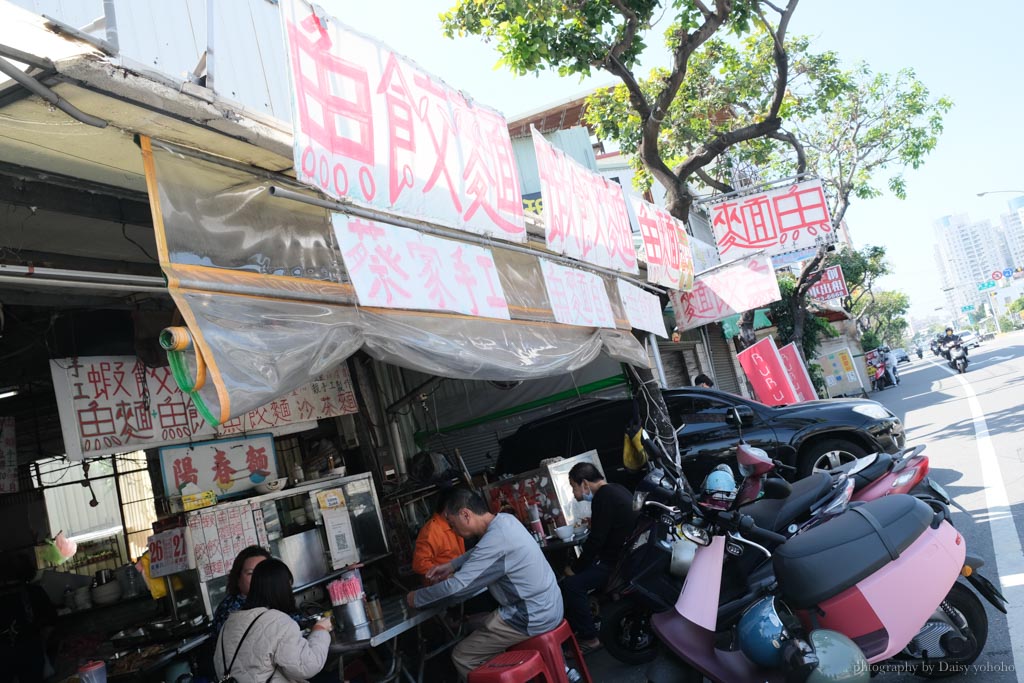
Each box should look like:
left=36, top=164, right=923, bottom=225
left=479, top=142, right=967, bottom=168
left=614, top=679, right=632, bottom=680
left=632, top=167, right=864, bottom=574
left=141, top=138, right=648, bottom=427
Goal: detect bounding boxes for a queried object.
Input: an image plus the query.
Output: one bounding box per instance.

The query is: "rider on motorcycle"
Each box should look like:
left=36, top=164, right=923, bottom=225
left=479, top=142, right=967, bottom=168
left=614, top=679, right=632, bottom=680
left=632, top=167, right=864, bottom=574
left=938, top=327, right=966, bottom=360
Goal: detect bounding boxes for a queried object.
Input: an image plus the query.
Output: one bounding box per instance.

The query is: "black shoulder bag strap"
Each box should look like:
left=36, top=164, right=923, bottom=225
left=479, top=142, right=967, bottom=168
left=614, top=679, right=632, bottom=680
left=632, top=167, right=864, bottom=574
left=221, top=610, right=269, bottom=678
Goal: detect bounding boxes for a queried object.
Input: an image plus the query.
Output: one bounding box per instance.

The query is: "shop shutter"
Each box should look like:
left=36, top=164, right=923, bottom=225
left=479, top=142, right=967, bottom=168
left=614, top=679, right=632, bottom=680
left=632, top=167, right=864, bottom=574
left=654, top=342, right=697, bottom=388
left=707, top=324, right=743, bottom=395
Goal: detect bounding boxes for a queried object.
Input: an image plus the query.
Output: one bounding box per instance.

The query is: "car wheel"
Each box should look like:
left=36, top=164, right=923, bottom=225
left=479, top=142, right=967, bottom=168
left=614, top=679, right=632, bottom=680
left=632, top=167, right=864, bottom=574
left=799, top=439, right=868, bottom=476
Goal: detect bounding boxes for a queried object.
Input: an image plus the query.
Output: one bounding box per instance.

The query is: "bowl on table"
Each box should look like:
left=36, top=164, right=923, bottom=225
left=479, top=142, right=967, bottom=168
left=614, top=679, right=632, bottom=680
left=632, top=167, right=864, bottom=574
left=554, top=525, right=575, bottom=542
left=255, top=477, right=288, bottom=494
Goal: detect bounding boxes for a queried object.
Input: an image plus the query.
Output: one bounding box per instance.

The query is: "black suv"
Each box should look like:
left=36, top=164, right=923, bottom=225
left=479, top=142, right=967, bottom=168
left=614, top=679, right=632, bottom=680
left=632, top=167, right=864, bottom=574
left=496, top=388, right=905, bottom=484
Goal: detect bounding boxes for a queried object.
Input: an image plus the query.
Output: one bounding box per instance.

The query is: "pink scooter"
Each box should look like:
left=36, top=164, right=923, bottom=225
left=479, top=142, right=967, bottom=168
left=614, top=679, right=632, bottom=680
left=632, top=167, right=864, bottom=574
left=641, top=429, right=1004, bottom=682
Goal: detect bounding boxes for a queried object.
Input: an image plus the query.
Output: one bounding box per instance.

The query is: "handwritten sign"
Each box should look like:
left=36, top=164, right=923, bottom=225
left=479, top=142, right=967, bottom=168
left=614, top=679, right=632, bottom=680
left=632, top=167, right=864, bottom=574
left=628, top=196, right=694, bottom=290
left=670, top=254, right=782, bottom=332
left=281, top=0, right=525, bottom=241
left=0, top=417, right=17, bottom=494
left=332, top=214, right=510, bottom=319
left=778, top=342, right=817, bottom=402
left=539, top=260, right=616, bottom=328
left=159, top=433, right=277, bottom=498
left=147, top=527, right=189, bottom=578
left=710, top=179, right=835, bottom=259
left=737, top=337, right=799, bottom=407
left=617, top=280, right=667, bottom=338
left=51, top=357, right=357, bottom=460
left=807, top=265, right=849, bottom=302
left=532, top=128, right=638, bottom=273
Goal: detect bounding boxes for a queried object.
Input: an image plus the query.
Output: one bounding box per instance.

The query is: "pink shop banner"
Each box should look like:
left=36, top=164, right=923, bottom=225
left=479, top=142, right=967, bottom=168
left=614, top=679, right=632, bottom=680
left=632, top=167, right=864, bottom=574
left=670, top=254, right=781, bottom=332
left=737, top=337, right=799, bottom=407
left=778, top=342, right=817, bottom=402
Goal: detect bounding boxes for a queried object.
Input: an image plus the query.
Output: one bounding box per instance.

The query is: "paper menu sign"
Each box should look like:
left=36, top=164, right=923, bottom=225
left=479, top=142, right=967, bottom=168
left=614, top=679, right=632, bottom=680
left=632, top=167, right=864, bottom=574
left=323, top=507, right=359, bottom=569
left=147, top=527, right=189, bottom=578
left=316, top=488, right=346, bottom=510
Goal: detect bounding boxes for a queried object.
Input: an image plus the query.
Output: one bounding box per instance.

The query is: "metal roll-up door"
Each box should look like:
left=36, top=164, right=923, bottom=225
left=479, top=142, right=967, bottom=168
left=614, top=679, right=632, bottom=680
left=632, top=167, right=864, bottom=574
left=654, top=342, right=698, bottom=388
left=707, top=324, right=743, bottom=395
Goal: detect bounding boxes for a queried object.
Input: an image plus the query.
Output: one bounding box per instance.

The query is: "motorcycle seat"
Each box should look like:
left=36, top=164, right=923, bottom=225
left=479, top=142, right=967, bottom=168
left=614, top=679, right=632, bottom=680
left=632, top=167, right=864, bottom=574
left=772, top=494, right=933, bottom=609
left=837, top=452, right=894, bottom=492
left=745, top=472, right=832, bottom=533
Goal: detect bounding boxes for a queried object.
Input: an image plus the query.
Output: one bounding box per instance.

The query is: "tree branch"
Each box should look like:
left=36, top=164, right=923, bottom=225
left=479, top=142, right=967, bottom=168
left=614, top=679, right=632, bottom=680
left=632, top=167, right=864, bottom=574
left=768, top=128, right=806, bottom=174
left=695, top=167, right=735, bottom=194
left=604, top=0, right=642, bottom=66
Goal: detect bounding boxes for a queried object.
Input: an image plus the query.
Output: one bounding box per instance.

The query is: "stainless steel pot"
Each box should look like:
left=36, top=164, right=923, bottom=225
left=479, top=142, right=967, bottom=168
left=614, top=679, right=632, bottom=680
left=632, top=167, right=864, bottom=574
left=95, top=568, right=115, bottom=585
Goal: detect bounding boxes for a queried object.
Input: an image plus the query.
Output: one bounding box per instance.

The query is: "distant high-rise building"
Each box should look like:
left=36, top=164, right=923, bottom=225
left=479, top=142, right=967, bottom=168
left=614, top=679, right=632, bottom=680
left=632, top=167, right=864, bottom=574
left=1001, top=196, right=1024, bottom=268
left=933, top=213, right=1012, bottom=322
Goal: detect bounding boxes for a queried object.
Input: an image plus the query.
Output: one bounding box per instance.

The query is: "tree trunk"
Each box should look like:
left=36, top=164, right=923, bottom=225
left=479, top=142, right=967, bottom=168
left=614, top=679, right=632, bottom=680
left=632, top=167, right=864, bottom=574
left=737, top=309, right=757, bottom=349
left=788, top=245, right=829, bottom=350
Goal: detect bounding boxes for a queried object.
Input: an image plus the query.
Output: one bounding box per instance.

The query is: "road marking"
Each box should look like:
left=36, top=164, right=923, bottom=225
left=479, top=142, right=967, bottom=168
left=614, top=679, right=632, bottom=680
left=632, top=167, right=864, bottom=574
left=929, top=356, right=1024, bottom=675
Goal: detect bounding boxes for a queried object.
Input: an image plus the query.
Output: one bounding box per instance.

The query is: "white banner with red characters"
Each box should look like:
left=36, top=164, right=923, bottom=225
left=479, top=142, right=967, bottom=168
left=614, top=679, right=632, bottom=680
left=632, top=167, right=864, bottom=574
left=710, top=179, right=835, bottom=259
left=806, top=265, right=849, bottom=302
left=616, top=280, right=667, bottom=338
left=332, top=214, right=510, bottom=319
left=532, top=128, right=638, bottom=273
left=51, top=357, right=358, bottom=460
left=159, top=433, right=277, bottom=499
left=628, top=196, right=694, bottom=290
left=0, top=417, right=17, bottom=494
left=670, top=254, right=782, bottom=332
left=281, top=0, right=525, bottom=242
left=539, top=260, right=616, bottom=328
left=737, top=337, right=799, bottom=407
left=778, top=342, right=817, bottom=403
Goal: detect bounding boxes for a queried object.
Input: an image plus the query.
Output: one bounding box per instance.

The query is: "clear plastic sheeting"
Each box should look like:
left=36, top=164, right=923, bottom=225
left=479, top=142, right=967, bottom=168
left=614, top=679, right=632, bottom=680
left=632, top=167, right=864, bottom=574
left=142, top=137, right=649, bottom=426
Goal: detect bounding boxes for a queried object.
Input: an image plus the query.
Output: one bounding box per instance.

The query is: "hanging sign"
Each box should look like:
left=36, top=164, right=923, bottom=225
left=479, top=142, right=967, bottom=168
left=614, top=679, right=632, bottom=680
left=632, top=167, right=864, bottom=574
left=709, top=179, right=835, bottom=259
left=0, top=417, right=17, bottom=494
left=737, top=337, right=799, bottom=407
left=616, top=281, right=667, bottom=338
left=628, top=196, right=694, bottom=290
left=778, top=342, right=817, bottom=402
left=147, top=527, right=189, bottom=578
left=807, top=265, right=849, bottom=302
left=281, top=0, right=525, bottom=241
left=51, top=357, right=358, bottom=460
left=539, top=260, right=616, bottom=328
left=532, top=128, right=638, bottom=273
left=332, top=214, right=510, bottom=319
left=690, top=235, right=721, bottom=274
left=159, top=433, right=277, bottom=498
left=670, top=254, right=782, bottom=332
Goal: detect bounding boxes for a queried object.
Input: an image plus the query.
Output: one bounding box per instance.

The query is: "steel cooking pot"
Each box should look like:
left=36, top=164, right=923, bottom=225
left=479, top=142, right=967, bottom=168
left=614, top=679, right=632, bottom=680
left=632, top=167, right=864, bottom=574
left=95, top=568, right=115, bottom=585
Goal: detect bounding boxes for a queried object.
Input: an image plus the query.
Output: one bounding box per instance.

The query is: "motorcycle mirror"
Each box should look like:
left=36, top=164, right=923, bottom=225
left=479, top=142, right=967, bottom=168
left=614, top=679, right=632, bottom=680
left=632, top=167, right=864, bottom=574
left=681, top=523, right=710, bottom=547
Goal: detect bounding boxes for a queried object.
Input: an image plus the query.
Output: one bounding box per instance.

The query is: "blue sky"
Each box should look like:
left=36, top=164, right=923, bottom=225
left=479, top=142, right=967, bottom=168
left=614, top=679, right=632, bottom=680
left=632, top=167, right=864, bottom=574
left=325, top=1, right=1024, bottom=318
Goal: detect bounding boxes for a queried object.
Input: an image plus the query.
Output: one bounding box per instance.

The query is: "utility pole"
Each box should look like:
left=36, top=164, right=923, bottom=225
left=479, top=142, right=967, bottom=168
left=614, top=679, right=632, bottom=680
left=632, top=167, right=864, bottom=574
left=990, top=292, right=1003, bottom=334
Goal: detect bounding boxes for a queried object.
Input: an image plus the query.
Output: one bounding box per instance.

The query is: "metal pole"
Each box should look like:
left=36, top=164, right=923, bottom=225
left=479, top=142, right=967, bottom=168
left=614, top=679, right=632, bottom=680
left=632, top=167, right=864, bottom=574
left=647, top=336, right=668, bottom=388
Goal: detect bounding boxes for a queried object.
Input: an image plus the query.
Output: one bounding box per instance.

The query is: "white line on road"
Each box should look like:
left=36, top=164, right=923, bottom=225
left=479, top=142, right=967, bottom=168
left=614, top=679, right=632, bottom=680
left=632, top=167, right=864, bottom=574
left=928, top=356, right=1024, bottom=675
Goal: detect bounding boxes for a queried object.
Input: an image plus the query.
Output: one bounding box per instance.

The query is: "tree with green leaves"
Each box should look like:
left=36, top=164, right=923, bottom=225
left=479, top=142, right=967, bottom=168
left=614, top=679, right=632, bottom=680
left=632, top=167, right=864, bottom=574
left=442, top=0, right=808, bottom=448
left=827, top=244, right=889, bottom=331
left=853, top=290, right=910, bottom=346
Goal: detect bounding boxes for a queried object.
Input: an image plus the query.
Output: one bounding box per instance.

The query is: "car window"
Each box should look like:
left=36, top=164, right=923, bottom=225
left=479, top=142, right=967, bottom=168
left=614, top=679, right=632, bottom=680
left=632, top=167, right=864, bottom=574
left=669, top=396, right=744, bottom=437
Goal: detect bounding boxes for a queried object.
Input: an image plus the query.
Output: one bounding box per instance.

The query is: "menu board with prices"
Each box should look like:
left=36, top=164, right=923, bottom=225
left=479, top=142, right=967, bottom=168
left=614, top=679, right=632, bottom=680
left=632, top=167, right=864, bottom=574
left=188, top=501, right=265, bottom=582
left=147, top=527, right=190, bottom=578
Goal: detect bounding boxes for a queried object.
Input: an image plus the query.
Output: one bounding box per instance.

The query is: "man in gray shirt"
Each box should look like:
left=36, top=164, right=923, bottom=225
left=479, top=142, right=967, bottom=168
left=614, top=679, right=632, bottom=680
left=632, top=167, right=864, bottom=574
left=407, top=487, right=563, bottom=679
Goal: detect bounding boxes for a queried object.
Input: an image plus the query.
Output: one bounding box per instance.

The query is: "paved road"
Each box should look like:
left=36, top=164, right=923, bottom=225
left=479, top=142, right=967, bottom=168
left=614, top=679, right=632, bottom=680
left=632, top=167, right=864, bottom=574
left=586, top=331, right=1024, bottom=682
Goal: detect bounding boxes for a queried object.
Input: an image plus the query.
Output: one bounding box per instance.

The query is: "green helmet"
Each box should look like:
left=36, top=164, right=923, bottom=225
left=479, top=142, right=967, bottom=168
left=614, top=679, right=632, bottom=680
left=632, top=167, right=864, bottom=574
left=805, top=629, right=870, bottom=683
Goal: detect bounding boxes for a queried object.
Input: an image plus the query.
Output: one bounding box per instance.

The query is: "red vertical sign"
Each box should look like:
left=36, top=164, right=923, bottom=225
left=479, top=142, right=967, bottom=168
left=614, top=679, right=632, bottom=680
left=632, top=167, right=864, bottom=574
left=777, top=343, right=817, bottom=403
left=736, top=337, right=799, bottom=407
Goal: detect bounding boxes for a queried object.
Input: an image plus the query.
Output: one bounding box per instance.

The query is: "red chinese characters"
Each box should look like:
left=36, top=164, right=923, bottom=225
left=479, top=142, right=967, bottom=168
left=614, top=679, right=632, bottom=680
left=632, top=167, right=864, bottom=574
left=282, top=0, right=524, bottom=240
left=538, top=259, right=616, bottom=328
left=211, top=449, right=238, bottom=493
left=334, top=215, right=510, bottom=319
left=172, top=456, right=199, bottom=492
left=628, top=196, right=694, bottom=290
left=778, top=342, right=817, bottom=403
left=710, top=179, right=835, bottom=258
left=737, top=337, right=799, bottom=407
left=671, top=254, right=782, bottom=332
left=245, top=446, right=269, bottom=476
left=532, top=128, right=639, bottom=273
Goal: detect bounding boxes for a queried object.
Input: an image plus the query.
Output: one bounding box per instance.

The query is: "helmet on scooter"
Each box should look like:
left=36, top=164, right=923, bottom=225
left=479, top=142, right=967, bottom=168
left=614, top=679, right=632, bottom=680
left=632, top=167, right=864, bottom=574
left=700, top=464, right=737, bottom=510
left=804, top=629, right=870, bottom=683
left=737, top=596, right=793, bottom=668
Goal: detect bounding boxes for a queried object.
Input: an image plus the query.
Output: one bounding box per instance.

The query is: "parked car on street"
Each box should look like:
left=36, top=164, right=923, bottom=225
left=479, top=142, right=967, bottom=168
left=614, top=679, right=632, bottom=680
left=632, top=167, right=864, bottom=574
left=957, top=330, right=981, bottom=348
left=496, top=388, right=906, bottom=485
left=894, top=348, right=910, bottom=363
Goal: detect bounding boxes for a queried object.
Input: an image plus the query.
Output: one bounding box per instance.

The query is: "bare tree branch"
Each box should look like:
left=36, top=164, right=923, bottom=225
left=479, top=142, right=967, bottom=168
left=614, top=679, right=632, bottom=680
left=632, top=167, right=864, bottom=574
left=768, top=128, right=806, bottom=174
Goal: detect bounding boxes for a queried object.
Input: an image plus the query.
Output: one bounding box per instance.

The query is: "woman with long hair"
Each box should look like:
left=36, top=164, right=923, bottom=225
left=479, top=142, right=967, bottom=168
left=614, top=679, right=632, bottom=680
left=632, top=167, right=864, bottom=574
left=215, top=559, right=332, bottom=682
left=212, top=545, right=271, bottom=634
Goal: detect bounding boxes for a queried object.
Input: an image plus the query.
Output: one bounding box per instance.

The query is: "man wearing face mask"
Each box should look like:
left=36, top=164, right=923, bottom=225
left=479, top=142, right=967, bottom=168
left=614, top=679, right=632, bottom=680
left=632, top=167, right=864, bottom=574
left=562, top=462, right=637, bottom=652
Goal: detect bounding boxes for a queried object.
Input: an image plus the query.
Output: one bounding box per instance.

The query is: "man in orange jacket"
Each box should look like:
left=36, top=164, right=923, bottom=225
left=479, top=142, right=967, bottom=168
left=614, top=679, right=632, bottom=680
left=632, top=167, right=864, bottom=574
left=412, top=491, right=466, bottom=581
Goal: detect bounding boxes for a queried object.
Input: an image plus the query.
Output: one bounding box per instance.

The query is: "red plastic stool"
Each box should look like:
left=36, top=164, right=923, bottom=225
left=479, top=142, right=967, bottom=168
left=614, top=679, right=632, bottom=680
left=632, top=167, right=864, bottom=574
left=467, top=649, right=552, bottom=683
left=509, top=620, right=593, bottom=683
